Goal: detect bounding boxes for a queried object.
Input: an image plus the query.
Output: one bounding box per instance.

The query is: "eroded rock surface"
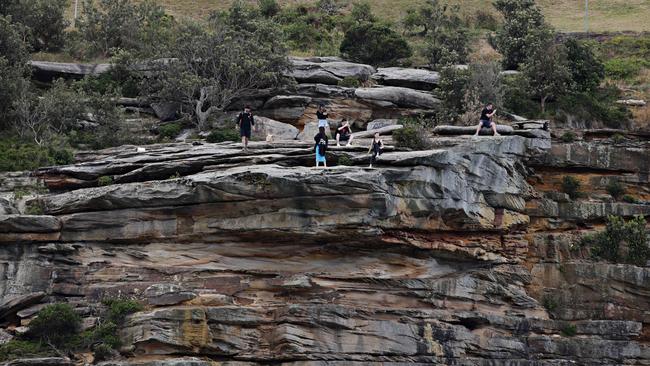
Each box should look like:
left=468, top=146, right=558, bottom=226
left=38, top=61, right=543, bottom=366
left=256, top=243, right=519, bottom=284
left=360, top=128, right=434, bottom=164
left=1, top=133, right=649, bottom=366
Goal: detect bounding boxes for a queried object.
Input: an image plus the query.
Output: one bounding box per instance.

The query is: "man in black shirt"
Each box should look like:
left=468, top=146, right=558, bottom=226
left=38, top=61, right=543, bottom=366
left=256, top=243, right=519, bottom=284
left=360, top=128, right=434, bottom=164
left=474, top=103, right=499, bottom=136
left=236, top=105, right=255, bottom=151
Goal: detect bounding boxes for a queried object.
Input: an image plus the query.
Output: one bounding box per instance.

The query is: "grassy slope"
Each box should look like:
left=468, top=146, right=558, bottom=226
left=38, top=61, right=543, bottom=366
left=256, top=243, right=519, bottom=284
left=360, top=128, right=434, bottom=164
left=66, top=0, right=650, bottom=32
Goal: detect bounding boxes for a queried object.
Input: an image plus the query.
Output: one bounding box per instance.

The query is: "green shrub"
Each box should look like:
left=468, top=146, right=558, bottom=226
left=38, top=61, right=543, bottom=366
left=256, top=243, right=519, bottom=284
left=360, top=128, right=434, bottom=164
left=622, top=194, right=639, bottom=204
left=561, top=324, right=577, bottom=337
left=206, top=128, right=240, bottom=143
left=473, top=9, right=499, bottom=31
left=542, top=296, right=558, bottom=312
left=27, top=303, right=81, bottom=347
left=0, top=138, right=74, bottom=172
left=340, top=22, right=412, bottom=66
left=337, top=156, right=353, bottom=166
left=158, top=122, right=183, bottom=140
left=582, top=215, right=649, bottom=265
left=606, top=180, right=625, bottom=200
left=102, top=299, right=143, bottom=324
left=604, top=57, right=646, bottom=80
left=0, top=340, right=54, bottom=361
left=93, top=343, right=115, bottom=363
left=98, top=176, right=114, bottom=186
left=558, top=87, right=631, bottom=129
left=338, top=77, right=361, bottom=88
left=561, top=176, right=583, bottom=200
left=258, top=0, right=280, bottom=17
left=560, top=131, right=576, bottom=143
left=611, top=133, right=626, bottom=144
left=393, top=124, right=431, bottom=150
left=25, top=200, right=44, bottom=215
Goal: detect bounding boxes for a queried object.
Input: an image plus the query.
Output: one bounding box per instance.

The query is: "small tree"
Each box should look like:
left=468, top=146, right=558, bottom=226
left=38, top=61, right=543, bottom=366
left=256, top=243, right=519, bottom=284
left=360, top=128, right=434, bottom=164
left=564, top=39, right=605, bottom=93
left=422, top=0, right=469, bottom=68
left=0, top=0, right=68, bottom=51
left=493, top=0, right=548, bottom=70
left=144, top=16, right=290, bottom=130
left=521, top=35, right=572, bottom=113
left=437, top=66, right=470, bottom=124
left=27, top=303, right=81, bottom=347
left=340, top=22, right=412, bottom=66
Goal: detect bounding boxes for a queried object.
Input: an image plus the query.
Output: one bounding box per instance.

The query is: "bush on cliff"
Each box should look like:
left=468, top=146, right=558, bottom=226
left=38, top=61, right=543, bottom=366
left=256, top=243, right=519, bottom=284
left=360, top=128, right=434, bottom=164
left=561, top=176, right=583, bottom=200
left=0, top=137, right=73, bottom=172
left=393, top=117, right=431, bottom=150
left=0, top=340, right=55, bottom=361
left=27, top=303, right=82, bottom=347
left=606, top=180, right=625, bottom=200
left=340, top=22, right=412, bottom=66
left=207, top=128, right=240, bottom=143
left=582, top=215, right=649, bottom=265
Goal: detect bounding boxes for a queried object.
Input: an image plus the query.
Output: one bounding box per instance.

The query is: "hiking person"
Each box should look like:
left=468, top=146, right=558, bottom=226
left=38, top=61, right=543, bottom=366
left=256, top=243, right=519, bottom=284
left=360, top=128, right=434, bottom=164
left=236, top=105, right=256, bottom=151
left=314, top=126, right=329, bottom=168
left=335, top=119, right=354, bottom=146
left=316, top=104, right=329, bottom=129
left=368, top=132, right=383, bottom=168
left=474, top=103, right=500, bottom=136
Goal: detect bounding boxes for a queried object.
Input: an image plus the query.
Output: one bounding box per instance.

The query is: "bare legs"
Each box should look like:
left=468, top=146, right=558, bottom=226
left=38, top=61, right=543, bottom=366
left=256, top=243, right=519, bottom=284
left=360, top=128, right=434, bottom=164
left=474, top=122, right=500, bottom=136
left=241, top=137, right=249, bottom=151
left=336, top=134, right=353, bottom=147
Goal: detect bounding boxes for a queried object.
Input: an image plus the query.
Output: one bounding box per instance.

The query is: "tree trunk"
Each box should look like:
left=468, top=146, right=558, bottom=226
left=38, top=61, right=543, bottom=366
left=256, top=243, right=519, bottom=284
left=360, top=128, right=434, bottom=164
left=540, top=95, right=547, bottom=114
left=195, top=87, right=216, bottom=131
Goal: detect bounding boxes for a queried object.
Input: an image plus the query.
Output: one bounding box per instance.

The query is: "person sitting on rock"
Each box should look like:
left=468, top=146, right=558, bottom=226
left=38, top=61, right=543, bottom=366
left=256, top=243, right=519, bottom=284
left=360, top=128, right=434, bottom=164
left=314, top=126, right=329, bottom=168
left=474, top=103, right=500, bottom=136
left=368, top=132, right=384, bottom=168
left=236, top=105, right=256, bottom=152
left=335, top=119, right=354, bottom=147
left=316, top=104, right=329, bottom=129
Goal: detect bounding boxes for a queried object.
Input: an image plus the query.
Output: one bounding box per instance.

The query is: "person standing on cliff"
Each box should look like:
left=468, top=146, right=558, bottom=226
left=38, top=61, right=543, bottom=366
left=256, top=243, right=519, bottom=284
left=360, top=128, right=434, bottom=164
left=316, top=104, right=329, bottom=130
left=314, top=126, right=329, bottom=168
left=368, top=132, right=383, bottom=168
left=236, top=105, right=256, bottom=152
left=474, top=103, right=500, bottom=136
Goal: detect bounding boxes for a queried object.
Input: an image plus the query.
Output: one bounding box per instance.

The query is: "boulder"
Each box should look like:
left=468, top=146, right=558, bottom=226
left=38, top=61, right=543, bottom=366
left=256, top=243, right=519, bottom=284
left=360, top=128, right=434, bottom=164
left=0, top=198, right=18, bottom=215
left=288, top=58, right=376, bottom=85
left=355, top=87, right=440, bottom=109
left=0, top=293, right=46, bottom=323
left=253, top=117, right=300, bottom=141
left=29, top=61, right=111, bottom=82
left=372, top=67, right=440, bottom=90
left=366, top=119, right=398, bottom=131
left=298, top=121, right=332, bottom=141
left=433, top=125, right=515, bottom=136
left=0, top=215, right=61, bottom=233
left=151, top=102, right=180, bottom=122
left=353, top=125, right=403, bottom=138
left=262, top=95, right=312, bottom=110
left=0, top=328, right=13, bottom=345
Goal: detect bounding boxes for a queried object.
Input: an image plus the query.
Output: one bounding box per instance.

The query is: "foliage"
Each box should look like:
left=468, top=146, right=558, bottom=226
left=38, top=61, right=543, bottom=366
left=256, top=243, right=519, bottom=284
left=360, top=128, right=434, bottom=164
left=206, top=128, right=240, bottom=143
left=98, top=176, right=114, bottom=186
left=561, top=176, right=582, bottom=200
left=611, top=133, right=625, bottom=144
left=93, top=343, right=115, bottom=363
left=606, top=180, right=625, bottom=200
left=337, top=155, right=353, bottom=166
left=521, top=36, right=572, bottom=113
left=493, top=0, right=549, bottom=70
left=158, top=122, right=183, bottom=140
left=338, top=77, right=361, bottom=88
left=142, top=11, right=290, bottom=130
left=0, top=137, right=73, bottom=172
left=542, top=295, right=558, bottom=312
left=604, top=57, right=647, bottom=80
left=102, top=298, right=144, bottom=324
left=340, top=22, right=412, bottom=66
left=556, top=86, right=631, bottom=129
left=582, top=215, right=649, bottom=265
left=436, top=66, right=470, bottom=124
left=393, top=117, right=431, bottom=150
left=0, top=15, right=30, bottom=125
left=459, top=62, right=504, bottom=125
left=560, top=132, right=576, bottom=143
left=622, top=195, right=639, bottom=204
left=0, top=340, right=55, bottom=361
left=419, top=1, right=469, bottom=68
left=561, top=324, right=577, bottom=337
left=74, top=0, right=175, bottom=58
left=27, top=303, right=82, bottom=347
left=472, top=9, right=499, bottom=31
left=0, top=0, right=68, bottom=51
left=564, top=39, right=605, bottom=93
left=25, top=200, right=44, bottom=215
left=258, top=0, right=280, bottom=18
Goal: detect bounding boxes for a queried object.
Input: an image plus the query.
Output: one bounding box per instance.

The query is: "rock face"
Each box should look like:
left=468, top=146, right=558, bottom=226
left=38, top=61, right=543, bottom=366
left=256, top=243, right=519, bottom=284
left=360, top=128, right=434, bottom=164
left=2, top=131, right=650, bottom=365
left=371, top=67, right=440, bottom=90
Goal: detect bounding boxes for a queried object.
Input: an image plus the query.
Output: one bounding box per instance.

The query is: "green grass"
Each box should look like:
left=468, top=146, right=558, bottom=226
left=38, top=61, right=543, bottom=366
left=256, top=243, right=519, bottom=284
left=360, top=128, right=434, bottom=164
left=65, top=0, right=650, bottom=32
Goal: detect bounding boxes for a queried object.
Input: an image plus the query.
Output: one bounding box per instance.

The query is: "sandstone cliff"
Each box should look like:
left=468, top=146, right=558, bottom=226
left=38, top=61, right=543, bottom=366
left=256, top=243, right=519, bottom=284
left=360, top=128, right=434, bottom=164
left=1, top=130, right=649, bottom=365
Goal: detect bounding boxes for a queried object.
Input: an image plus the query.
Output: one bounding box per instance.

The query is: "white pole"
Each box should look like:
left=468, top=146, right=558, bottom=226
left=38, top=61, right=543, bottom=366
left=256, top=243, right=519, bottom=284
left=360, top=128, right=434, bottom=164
left=584, top=0, right=589, bottom=33
left=73, top=0, right=79, bottom=28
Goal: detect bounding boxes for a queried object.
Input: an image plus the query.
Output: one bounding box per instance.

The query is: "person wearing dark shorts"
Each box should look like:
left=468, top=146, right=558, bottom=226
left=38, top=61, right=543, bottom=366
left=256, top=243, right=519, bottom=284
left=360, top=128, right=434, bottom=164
left=236, top=105, right=255, bottom=151
left=336, top=119, right=354, bottom=146
left=368, top=132, right=383, bottom=168
left=474, top=103, right=499, bottom=136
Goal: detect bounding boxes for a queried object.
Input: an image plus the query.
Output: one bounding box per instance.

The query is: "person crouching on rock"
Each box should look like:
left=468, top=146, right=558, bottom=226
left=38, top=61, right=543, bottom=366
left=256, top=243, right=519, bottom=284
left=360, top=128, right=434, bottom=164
left=317, top=104, right=329, bottom=130
left=314, top=126, right=329, bottom=168
left=336, top=119, right=354, bottom=147
left=474, top=103, right=500, bottom=136
left=236, top=105, right=256, bottom=152
left=368, top=132, right=383, bottom=168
